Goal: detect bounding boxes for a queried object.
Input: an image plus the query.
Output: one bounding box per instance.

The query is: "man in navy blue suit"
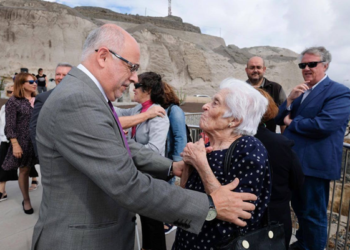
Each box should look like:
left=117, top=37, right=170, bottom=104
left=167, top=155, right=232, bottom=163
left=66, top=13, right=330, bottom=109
left=276, top=46, right=350, bottom=250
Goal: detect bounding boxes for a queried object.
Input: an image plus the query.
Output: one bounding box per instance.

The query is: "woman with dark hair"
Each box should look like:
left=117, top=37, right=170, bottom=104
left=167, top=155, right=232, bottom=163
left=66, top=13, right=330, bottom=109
left=116, top=72, right=169, bottom=250
left=162, top=82, right=187, bottom=162
left=36, top=68, right=47, bottom=93
left=2, top=73, right=38, bottom=214
left=162, top=82, right=187, bottom=234
left=255, top=88, right=304, bottom=248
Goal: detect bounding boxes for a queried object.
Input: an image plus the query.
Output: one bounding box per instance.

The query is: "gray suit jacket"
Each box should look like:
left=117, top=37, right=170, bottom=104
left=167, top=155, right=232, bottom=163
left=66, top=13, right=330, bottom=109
left=29, top=88, right=55, bottom=157
left=116, top=104, right=169, bottom=156
left=31, top=67, right=208, bottom=250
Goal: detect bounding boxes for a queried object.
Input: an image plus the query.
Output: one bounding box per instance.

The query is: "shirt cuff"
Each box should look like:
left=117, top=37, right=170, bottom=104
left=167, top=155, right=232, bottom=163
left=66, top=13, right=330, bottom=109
left=168, top=162, right=174, bottom=177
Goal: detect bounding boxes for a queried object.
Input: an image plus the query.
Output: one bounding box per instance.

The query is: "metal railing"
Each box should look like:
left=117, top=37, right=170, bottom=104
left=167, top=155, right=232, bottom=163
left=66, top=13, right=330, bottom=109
left=185, top=122, right=350, bottom=249
left=185, top=113, right=202, bottom=127
left=187, top=125, right=202, bottom=142
left=326, top=143, right=350, bottom=249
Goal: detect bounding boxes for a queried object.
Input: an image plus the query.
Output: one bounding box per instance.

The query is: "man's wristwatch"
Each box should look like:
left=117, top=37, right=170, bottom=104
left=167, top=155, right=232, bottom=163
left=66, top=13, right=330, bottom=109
left=206, top=195, right=217, bottom=221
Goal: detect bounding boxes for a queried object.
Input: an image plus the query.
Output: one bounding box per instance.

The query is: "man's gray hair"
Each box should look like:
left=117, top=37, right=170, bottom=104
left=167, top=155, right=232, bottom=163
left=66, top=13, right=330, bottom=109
left=56, top=63, right=73, bottom=69
left=300, top=46, right=332, bottom=70
left=221, top=78, right=268, bottom=136
left=81, top=25, right=125, bottom=62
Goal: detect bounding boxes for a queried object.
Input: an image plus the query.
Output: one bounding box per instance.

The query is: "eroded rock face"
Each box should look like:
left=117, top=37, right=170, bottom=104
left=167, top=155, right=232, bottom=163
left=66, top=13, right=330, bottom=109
left=75, top=6, right=201, bottom=33
left=0, top=0, right=303, bottom=99
left=0, top=0, right=97, bottom=81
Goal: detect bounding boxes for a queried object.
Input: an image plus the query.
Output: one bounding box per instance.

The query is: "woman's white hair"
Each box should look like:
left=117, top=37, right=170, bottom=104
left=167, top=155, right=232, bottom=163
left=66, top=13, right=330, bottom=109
left=81, top=25, right=125, bottom=62
left=220, top=78, right=268, bottom=136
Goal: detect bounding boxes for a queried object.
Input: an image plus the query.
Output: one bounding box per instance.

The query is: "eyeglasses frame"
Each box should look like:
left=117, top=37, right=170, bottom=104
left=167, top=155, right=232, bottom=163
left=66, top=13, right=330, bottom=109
left=94, top=49, right=140, bottom=73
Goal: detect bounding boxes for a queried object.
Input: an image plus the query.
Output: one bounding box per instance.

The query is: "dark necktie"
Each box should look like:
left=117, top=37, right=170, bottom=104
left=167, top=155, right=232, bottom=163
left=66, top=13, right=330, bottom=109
left=107, top=101, right=132, bottom=157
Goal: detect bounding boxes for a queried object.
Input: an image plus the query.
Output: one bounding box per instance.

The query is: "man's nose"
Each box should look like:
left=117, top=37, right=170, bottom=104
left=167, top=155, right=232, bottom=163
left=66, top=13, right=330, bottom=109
left=130, top=71, right=138, bottom=83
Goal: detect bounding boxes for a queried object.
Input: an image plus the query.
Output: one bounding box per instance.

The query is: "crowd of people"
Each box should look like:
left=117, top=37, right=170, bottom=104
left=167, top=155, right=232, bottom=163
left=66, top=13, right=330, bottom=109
left=0, top=23, right=349, bottom=250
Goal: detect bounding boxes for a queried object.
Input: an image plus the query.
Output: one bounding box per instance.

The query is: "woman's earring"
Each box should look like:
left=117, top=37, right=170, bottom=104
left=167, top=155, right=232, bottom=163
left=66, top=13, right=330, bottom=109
left=228, top=122, right=233, bottom=127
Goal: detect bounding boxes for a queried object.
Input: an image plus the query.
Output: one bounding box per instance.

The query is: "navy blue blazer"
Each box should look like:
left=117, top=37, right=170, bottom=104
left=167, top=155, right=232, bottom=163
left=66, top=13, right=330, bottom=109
left=276, top=76, right=350, bottom=180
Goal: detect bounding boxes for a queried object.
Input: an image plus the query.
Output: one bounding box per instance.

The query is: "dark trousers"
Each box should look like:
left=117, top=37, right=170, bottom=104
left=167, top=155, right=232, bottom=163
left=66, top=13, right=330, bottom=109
left=37, top=86, right=47, bottom=93
left=29, top=165, right=39, bottom=178
left=291, top=176, right=329, bottom=250
left=140, top=215, right=166, bottom=250
left=270, top=203, right=292, bottom=249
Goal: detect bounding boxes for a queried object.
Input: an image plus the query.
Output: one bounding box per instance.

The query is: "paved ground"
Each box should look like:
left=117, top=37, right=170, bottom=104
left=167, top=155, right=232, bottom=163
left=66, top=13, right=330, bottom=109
left=0, top=165, right=176, bottom=250
left=0, top=165, right=294, bottom=250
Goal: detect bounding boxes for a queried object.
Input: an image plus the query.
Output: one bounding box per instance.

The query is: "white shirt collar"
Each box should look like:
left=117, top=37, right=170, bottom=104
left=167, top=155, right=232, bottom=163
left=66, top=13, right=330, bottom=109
left=77, top=64, right=108, bottom=102
left=311, top=74, right=327, bottom=90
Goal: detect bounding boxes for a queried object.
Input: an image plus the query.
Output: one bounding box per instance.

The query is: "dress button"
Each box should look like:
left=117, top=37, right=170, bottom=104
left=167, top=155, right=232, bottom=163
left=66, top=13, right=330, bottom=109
left=242, top=240, right=249, bottom=249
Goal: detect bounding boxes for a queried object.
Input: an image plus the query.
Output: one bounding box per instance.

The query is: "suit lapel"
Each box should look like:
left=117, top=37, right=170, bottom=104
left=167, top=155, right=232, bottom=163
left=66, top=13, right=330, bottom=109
left=68, top=67, right=126, bottom=145
left=296, top=77, right=330, bottom=115
left=290, top=95, right=303, bottom=119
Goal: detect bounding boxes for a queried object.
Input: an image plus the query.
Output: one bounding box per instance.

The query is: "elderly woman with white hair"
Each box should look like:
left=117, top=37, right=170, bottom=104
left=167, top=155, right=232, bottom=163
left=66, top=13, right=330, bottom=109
left=173, top=78, right=271, bottom=250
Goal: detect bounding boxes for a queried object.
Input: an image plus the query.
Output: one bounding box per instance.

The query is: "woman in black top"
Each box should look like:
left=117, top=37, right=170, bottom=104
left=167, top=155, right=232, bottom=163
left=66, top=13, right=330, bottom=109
left=36, top=68, right=47, bottom=93
left=255, top=88, right=304, bottom=248
left=3, top=73, right=38, bottom=214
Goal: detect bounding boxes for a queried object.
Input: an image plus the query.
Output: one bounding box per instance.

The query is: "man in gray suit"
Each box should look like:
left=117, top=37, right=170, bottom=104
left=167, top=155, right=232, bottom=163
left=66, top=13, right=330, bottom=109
left=31, top=24, right=257, bottom=250
left=30, top=63, right=73, bottom=157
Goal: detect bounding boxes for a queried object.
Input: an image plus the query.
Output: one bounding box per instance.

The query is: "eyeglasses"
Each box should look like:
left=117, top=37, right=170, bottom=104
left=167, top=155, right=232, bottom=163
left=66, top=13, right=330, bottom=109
left=27, top=80, right=37, bottom=84
left=6, top=91, right=13, bottom=94
left=298, top=61, right=324, bottom=69
left=95, top=49, right=140, bottom=73
left=134, top=83, right=143, bottom=89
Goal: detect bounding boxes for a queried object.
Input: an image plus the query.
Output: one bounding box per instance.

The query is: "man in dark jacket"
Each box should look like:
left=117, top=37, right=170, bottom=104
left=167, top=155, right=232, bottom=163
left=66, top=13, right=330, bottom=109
left=246, top=56, right=286, bottom=132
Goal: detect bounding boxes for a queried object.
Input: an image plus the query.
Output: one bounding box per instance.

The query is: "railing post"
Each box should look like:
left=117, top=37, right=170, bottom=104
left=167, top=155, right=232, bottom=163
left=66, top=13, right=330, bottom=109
left=327, top=180, right=337, bottom=250
left=334, top=149, right=349, bottom=249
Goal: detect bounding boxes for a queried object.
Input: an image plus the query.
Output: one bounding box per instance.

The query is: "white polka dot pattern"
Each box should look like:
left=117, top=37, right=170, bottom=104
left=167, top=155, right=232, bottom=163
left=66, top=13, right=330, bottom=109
left=173, top=136, right=271, bottom=250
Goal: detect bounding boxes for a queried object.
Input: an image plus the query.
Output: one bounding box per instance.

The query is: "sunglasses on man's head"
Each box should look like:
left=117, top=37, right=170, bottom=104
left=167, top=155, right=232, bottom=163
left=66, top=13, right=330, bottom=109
left=298, top=61, right=324, bottom=69
left=134, top=83, right=143, bottom=89
left=27, top=80, right=37, bottom=84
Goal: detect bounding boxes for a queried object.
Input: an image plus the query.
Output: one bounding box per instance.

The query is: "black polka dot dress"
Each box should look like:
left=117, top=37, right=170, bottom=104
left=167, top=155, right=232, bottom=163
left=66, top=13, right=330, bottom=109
left=173, top=136, right=271, bottom=250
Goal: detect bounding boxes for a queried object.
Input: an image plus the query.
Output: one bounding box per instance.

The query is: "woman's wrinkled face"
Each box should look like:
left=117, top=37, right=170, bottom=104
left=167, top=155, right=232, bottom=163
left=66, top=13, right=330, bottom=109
left=200, top=89, right=231, bottom=133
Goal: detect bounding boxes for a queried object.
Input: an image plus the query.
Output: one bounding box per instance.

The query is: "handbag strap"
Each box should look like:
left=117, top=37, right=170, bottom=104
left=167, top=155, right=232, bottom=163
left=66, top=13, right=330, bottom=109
left=223, top=140, right=239, bottom=177
left=223, top=137, right=270, bottom=227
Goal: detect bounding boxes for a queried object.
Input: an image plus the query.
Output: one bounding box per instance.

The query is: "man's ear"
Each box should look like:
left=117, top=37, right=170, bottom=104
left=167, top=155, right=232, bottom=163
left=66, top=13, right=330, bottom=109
left=96, top=49, right=109, bottom=68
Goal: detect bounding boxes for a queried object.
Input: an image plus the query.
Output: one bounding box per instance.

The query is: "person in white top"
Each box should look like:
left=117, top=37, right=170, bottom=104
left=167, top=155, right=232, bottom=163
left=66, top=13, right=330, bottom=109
left=0, top=82, right=15, bottom=201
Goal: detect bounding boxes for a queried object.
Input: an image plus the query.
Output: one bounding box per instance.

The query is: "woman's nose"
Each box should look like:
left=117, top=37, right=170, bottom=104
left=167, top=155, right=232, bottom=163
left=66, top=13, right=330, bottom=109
left=202, top=103, right=209, bottom=111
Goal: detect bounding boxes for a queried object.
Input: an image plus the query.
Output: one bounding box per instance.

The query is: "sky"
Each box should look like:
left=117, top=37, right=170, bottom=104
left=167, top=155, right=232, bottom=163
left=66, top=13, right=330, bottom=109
left=45, top=0, right=350, bottom=85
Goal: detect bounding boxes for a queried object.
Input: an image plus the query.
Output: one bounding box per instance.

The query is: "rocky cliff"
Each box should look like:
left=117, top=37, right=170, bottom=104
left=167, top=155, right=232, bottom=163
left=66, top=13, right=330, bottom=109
left=0, top=0, right=303, bottom=98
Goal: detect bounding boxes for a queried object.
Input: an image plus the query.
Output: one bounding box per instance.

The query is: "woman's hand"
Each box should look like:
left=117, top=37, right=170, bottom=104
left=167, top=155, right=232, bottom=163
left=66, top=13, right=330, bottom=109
left=12, top=143, right=23, bottom=158
left=146, top=106, right=166, bottom=119
left=180, top=163, right=193, bottom=188
left=181, top=138, right=208, bottom=170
